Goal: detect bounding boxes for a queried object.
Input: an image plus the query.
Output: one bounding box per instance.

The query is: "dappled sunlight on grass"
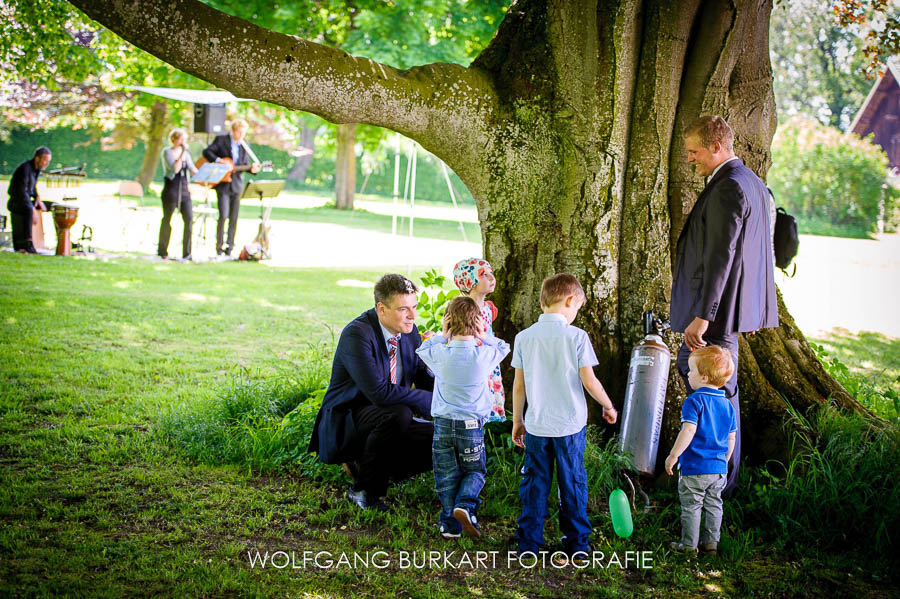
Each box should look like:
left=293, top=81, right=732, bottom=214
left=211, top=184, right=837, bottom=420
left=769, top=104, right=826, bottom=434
left=337, top=279, right=376, bottom=289
left=178, top=292, right=219, bottom=302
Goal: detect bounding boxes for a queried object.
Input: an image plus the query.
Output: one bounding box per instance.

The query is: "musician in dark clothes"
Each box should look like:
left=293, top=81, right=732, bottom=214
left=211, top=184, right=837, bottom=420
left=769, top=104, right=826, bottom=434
left=6, top=147, right=51, bottom=254
left=201, top=118, right=260, bottom=256
left=158, top=129, right=198, bottom=260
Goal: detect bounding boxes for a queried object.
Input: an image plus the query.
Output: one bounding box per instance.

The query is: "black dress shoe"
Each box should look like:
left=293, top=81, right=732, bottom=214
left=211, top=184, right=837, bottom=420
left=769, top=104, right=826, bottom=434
left=346, top=488, right=389, bottom=513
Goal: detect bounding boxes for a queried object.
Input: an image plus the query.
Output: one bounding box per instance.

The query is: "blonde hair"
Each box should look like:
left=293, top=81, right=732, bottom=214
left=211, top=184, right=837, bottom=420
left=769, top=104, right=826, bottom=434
left=231, top=118, right=249, bottom=131
left=168, top=128, right=186, bottom=143
left=540, top=273, right=584, bottom=307
left=444, top=296, right=483, bottom=337
left=690, top=345, right=735, bottom=388
left=683, top=115, right=734, bottom=153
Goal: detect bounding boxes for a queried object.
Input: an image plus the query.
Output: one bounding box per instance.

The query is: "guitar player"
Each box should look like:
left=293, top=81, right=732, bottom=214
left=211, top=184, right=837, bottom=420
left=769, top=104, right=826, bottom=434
left=202, top=118, right=261, bottom=256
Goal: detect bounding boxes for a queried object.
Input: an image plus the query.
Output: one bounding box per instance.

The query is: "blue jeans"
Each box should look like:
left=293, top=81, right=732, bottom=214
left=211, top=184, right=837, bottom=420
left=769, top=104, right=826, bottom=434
left=432, top=417, right=486, bottom=533
left=516, top=427, right=590, bottom=553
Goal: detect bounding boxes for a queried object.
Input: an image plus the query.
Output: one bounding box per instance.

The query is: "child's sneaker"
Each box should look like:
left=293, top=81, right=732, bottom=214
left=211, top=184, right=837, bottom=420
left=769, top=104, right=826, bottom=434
left=669, top=542, right=698, bottom=555
left=699, top=542, right=718, bottom=556
left=440, top=523, right=461, bottom=539
left=452, top=507, right=481, bottom=538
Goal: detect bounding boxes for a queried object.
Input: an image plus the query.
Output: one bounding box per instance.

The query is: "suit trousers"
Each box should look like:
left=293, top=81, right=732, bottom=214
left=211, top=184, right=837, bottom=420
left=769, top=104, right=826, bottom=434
left=351, top=404, right=434, bottom=498
left=676, top=332, right=740, bottom=498
left=215, top=186, right=241, bottom=254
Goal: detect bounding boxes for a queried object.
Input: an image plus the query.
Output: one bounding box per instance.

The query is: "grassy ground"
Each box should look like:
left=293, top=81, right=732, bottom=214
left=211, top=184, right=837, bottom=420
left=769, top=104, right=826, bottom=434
left=1, top=254, right=898, bottom=598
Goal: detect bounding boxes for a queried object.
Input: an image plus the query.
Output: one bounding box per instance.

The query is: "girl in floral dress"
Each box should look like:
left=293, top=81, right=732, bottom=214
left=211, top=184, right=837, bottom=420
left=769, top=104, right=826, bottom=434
left=452, top=258, right=507, bottom=422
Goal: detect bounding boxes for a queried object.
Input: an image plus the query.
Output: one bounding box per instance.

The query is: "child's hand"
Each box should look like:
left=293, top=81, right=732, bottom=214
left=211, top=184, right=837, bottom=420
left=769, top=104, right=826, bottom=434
left=664, top=454, right=677, bottom=475
left=421, top=331, right=435, bottom=341
left=603, top=406, right=617, bottom=424
left=441, top=313, right=450, bottom=339
left=512, top=422, right=526, bottom=448
left=475, top=324, right=487, bottom=340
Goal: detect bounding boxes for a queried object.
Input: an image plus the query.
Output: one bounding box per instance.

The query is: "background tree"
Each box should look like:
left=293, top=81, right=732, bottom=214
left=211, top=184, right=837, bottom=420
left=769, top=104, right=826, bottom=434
left=1, top=0, right=214, bottom=190
left=66, top=0, right=870, bottom=468
left=769, top=0, right=872, bottom=130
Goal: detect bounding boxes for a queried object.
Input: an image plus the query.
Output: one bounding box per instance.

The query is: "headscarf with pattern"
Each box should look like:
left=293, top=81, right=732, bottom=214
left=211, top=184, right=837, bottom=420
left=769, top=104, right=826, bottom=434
left=453, top=258, right=493, bottom=294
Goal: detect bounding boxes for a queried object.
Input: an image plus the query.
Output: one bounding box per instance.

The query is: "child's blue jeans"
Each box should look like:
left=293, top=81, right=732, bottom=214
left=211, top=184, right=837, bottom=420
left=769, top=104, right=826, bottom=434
left=432, top=417, right=486, bottom=533
left=516, top=427, right=591, bottom=554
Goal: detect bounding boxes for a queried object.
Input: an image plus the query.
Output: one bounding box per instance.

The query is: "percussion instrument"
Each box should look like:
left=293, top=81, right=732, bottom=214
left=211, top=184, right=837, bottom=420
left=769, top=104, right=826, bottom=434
left=52, top=204, right=79, bottom=256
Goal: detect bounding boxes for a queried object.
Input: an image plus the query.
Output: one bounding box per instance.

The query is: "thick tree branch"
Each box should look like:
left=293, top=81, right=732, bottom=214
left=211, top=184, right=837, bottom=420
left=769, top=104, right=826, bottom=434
left=68, top=0, right=499, bottom=185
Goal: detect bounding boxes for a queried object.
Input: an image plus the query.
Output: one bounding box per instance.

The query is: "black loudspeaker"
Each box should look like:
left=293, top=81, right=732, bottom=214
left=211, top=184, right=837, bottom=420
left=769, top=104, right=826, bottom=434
left=193, top=103, right=226, bottom=134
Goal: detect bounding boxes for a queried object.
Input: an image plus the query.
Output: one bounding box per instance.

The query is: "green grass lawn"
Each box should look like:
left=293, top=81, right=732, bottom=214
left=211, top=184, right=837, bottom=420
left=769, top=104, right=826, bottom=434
left=1, top=254, right=897, bottom=598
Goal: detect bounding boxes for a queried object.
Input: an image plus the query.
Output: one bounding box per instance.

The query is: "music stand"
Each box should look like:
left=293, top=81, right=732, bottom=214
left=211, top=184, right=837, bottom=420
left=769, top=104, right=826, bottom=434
left=241, top=180, right=285, bottom=258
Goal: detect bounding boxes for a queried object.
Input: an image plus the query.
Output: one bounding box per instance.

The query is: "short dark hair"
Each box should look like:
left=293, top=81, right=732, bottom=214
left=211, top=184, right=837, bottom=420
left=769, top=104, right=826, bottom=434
left=683, top=115, right=734, bottom=153
left=444, top=296, right=482, bottom=337
left=33, top=146, right=51, bottom=158
left=540, top=273, right=584, bottom=307
left=374, top=274, right=419, bottom=306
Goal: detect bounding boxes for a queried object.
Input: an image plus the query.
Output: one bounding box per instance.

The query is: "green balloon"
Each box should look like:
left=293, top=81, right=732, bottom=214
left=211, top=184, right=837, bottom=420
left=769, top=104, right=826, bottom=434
left=609, top=488, right=634, bottom=538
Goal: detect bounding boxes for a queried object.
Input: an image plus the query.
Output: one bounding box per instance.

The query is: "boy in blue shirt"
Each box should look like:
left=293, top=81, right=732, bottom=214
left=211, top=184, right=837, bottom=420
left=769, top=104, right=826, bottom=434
left=665, top=345, right=737, bottom=555
left=511, top=274, right=617, bottom=556
left=416, top=296, right=510, bottom=538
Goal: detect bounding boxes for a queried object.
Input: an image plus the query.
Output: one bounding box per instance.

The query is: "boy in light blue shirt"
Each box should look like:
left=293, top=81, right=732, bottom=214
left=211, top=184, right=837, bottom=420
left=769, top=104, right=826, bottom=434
left=511, top=274, right=617, bottom=556
left=665, top=345, right=737, bottom=555
left=416, top=295, right=510, bottom=538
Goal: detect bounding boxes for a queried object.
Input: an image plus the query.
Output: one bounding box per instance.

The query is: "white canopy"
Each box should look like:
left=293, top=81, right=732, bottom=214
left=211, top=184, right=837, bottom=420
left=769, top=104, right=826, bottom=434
left=124, top=86, right=251, bottom=104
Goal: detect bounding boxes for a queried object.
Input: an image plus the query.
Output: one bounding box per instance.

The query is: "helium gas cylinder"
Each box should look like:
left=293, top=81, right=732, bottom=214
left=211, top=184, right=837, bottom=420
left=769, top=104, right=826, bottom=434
left=618, top=311, right=671, bottom=476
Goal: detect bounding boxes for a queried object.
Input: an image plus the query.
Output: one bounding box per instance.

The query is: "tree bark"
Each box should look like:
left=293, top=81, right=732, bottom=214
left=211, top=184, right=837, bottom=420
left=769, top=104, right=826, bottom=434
left=335, top=123, right=356, bottom=210
left=136, top=99, right=169, bottom=192
left=69, top=0, right=872, bottom=467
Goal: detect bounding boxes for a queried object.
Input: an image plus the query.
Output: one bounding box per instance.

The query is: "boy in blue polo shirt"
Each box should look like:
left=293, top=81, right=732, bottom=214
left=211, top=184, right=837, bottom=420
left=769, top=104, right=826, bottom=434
left=665, top=345, right=737, bottom=556
left=511, top=273, right=617, bottom=556
left=416, top=295, right=510, bottom=539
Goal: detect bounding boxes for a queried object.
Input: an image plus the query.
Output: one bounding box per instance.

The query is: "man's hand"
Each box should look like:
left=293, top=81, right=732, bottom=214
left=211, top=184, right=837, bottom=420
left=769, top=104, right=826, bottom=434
left=35, top=200, right=46, bottom=212
left=250, top=163, right=261, bottom=174
left=664, top=454, right=678, bottom=475
left=512, top=421, right=527, bottom=448
left=684, top=317, right=709, bottom=349
left=602, top=406, right=617, bottom=425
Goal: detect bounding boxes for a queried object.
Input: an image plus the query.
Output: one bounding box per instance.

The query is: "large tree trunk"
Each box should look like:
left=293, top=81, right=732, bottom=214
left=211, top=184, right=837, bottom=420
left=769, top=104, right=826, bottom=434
left=335, top=123, right=356, bottom=210
left=70, top=0, right=870, bottom=469
left=136, top=99, right=169, bottom=193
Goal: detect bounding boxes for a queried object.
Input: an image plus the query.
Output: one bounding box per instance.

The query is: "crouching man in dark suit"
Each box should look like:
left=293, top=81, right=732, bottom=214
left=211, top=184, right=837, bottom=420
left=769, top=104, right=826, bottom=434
left=308, top=274, right=434, bottom=511
left=671, top=115, right=779, bottom=498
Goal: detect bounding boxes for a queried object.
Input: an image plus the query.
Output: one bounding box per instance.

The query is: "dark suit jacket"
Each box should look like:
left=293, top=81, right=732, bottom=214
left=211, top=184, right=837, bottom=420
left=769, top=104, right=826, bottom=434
left=307, top=309, right=434, bottom=464
left=670, top=158, right=778, bottom=336
left=202, top=134, right=249, bottom=195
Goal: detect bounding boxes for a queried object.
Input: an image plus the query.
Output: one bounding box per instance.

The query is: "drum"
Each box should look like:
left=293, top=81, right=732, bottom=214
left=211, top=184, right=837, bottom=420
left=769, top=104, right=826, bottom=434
left=52, top=204, right=79, bottom=256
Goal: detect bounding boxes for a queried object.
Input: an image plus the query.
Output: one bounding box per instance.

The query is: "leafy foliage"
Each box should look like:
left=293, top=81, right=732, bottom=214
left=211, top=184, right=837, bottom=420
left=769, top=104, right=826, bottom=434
left=768, top=116, right=898, bottom=236
left=415, top=268, right=460, bottom=333
left=769, top=0, right=871, bottom=130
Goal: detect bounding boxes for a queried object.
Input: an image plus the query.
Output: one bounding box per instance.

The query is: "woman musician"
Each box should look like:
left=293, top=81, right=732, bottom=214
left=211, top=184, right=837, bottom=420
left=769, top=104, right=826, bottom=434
left=158, top=128, right=197, bottom=260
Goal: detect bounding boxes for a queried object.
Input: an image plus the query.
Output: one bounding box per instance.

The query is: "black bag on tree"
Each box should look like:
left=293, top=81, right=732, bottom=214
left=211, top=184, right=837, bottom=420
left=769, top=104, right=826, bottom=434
left=773, top=206, right=799, bottom=275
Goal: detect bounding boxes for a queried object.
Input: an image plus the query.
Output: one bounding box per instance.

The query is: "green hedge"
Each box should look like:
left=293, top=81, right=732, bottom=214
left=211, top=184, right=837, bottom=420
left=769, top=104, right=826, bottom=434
left=768, top=117, right=898, bottom=237
left=1, top=125, right=475, bottom=204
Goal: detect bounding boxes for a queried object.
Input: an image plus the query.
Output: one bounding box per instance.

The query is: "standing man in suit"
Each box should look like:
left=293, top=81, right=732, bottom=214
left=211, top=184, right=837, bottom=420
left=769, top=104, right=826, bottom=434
left=308, top=274, right=435, bottom=511
left=670, top=115, right=778, bottom=498
left=202, top=118, right=260, bottom=256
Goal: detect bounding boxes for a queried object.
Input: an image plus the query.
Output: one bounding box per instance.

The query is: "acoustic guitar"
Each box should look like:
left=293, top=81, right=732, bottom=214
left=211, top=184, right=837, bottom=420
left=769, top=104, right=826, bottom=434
left=194, top=157, right=273, bottom=183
